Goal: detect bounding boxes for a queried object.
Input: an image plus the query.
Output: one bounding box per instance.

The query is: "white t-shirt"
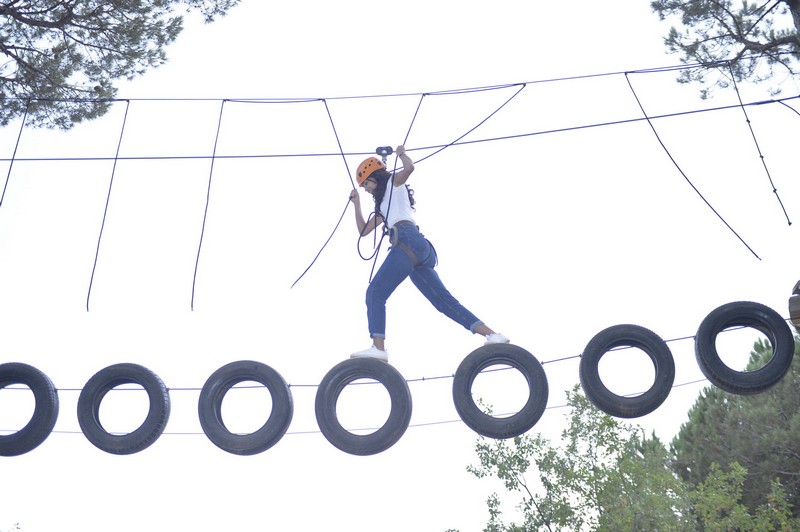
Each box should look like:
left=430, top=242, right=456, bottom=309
left=379, top=183, right=415, bottom=227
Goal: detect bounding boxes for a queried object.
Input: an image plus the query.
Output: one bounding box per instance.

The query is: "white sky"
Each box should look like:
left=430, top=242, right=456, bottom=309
left=2, top=1, right=800, bottom=531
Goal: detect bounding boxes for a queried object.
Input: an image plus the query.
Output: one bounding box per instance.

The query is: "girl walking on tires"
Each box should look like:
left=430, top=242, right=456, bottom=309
left=348, top=145, right=509, bottom=362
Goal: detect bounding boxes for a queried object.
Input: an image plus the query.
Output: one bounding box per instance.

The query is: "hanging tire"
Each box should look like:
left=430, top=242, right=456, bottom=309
left=315, top=358, right=412, bottom=456
left=452, top=344, right=549, bottom=439
left=0, top=363, right=59, bottom=457
left=579, top=324, right=675, bottom=418
left=695, top=301, right=794, bottom=395
left=77, top=363, right=170, bottom=455
left=198, top=360, right=293, bottom=455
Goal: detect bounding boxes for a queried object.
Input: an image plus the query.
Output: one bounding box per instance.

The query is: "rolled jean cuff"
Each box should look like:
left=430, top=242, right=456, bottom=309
left=370, top=333, right=386, bottom=339
left=469, top=321, right=484, bottom=333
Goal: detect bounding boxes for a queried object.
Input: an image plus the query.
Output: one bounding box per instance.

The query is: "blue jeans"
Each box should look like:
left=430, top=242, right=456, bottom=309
left=366, top=223, right=483, bottom=339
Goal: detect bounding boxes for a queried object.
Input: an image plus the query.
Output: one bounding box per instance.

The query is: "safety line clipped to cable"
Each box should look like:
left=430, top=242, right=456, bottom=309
left=624, top=72, right=760, bottom=260
left=727, top=65, right=791, bottom=226
left=191, top=99, right=227, bottom=310
left=86, top=100, right=131, bottom=311
left=0, top=99, right=29, bottom=209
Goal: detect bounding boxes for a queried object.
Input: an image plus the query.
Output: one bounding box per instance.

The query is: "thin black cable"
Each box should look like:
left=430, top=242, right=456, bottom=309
left=290, top=200, right=350, bottom=289
left=624, top=73, right=761, bottom=260
left=28, top=328, right=715, bottom=394
left=86, top=100, right=131, bottom=311
left=4, top=327, right=775, bottom=437
left=4, top=94, right=798, bottom=165
left=0, top=99, right=29, bottom=208
left=414, top=83, right=527, bottom=165
left=778, top=100, right=800, bottom=118
left=290, top=99, right=360, bottom=289
left=727, top=64, right=791, bottom=225
left=370, top=93, right=427, bottom=270
left=0, top=53, right=775, bottom=108
left=191, top=100, right=227, bottom=310
left=295, top=92, right=427, bottom=287
left=322, top=99, right=355, bottom=189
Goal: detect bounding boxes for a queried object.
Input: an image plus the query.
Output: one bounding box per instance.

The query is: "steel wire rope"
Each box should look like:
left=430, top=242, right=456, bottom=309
left=8, top=94, right=798, bottom=165
left=86, top=100, right=131, bottom=311
left=290, top=98, right=356, bottom=288
left=362, top=94, right=427, bottom=282
left=5, top=325, right=754, bottom=438
left=727, top=64, right=791, bottom=225
left=0, top=99, right=29, bottom=209
left=624, top=72, right=761, bottom=260
left=0, top=54, right=764, bottom=110
left=190, top=99, right=227, bottom=310
left=291, top=93, right=427, bottom=287
left=411, top=83, right=526, bottom=165
left=778, top=99, right=800, bottom=118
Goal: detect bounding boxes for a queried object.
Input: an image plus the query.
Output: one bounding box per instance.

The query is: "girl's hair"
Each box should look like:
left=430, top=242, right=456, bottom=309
left=370, top=169, right=415, bottom=218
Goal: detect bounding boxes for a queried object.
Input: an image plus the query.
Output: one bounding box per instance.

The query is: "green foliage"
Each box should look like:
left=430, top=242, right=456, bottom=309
left=456, top=343, right=800, bottom=532
left=671, top=338, right=800, bottom=518
left=650, top=0, right=800, bottom=97
left=691, top=463, right=800, bottom=530
left=461, top=386, right=691, bottom=531
left=0, top=0, right=240, bottom=129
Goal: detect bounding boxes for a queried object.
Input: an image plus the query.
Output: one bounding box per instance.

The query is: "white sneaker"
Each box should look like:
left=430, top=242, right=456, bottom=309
left=350, top=345, right=389, bottom=362
left=484, top=333, right=510, bottom=345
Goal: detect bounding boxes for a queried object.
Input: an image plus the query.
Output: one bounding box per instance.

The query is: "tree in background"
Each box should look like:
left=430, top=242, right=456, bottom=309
left=690, top=462, right=797, bottom=529
left=0, top=0, right=240, bottom=129
left=650, top=0, right=800, bottom=97
left=456, top=368, right=800, bottom=531
left=453, top=387, right=692, bottom=531
left=671, top=337, right=800, bottom=518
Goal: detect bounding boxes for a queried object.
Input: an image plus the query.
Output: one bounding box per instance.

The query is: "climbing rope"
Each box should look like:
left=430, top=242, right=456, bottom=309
left=191, top=99, right=227, bottom=310
left=0, top=99, right=30, bottom=209
left=86, top=100, right=131, bottom=311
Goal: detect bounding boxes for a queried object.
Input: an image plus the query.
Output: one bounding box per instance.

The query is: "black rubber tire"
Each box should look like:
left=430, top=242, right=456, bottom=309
left=198, top=360, right=293, bottom=455
left=315, top=358, right=412, bottom=456
left=77, top=363, right=170, bottom=455
left=452, top=344, right=549, bottom=438
left=0, top=363, right=59, bottom=457
left=579, top=324, right=675, bottom=418
left=695, top=301, right=794, bottom=395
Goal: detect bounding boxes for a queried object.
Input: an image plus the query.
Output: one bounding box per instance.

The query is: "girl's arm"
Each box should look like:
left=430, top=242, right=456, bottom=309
left=350, top=189, right=383, bottom=235
left=392, top=145, right=415, bottom=185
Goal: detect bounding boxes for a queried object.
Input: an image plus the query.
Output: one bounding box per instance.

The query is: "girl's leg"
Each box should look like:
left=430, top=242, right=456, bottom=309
left=364, top=247, right=414, bottom=346
left=410, top=267, right=509, bottom=344
left=409, top=266, right=484, bottom=332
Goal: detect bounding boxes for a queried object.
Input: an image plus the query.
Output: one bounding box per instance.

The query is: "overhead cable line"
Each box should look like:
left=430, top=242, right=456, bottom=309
left=3, top=94, right=798, bottom=164
left=0, top=55, right=756, bottom=108
left=86, top=100, right=131, bottom=311
left=413, top=83, right=526, bottom=165
left=290, top=99, right=355, bottom=288
left=727, top=64, right=791, bottom=226
left=191, top=99, right=227, bottom=310
left=0, top=98, right=29, bottom=208
left=624, top=72, right=761, bottom=260
left=2, top=321, right=787, bottom=438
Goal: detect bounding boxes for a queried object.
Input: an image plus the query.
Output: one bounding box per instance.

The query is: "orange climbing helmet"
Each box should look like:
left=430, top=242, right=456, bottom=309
left=356, top=157, right=386, bottom=185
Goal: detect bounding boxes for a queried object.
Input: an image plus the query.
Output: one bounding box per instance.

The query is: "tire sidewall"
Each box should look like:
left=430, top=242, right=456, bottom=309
left=77, top=363, right=170, bottom=455
left=0, top=362, right=59, bottom=457
left=315, top=358, right=412, bottom=456
left=452, top=344, right=549, bottom=439
left=198, top=360, right=293, bottom=455
left=579, top=324, right=675, bottom=418
left=695, top=301, right=794, bottom=395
